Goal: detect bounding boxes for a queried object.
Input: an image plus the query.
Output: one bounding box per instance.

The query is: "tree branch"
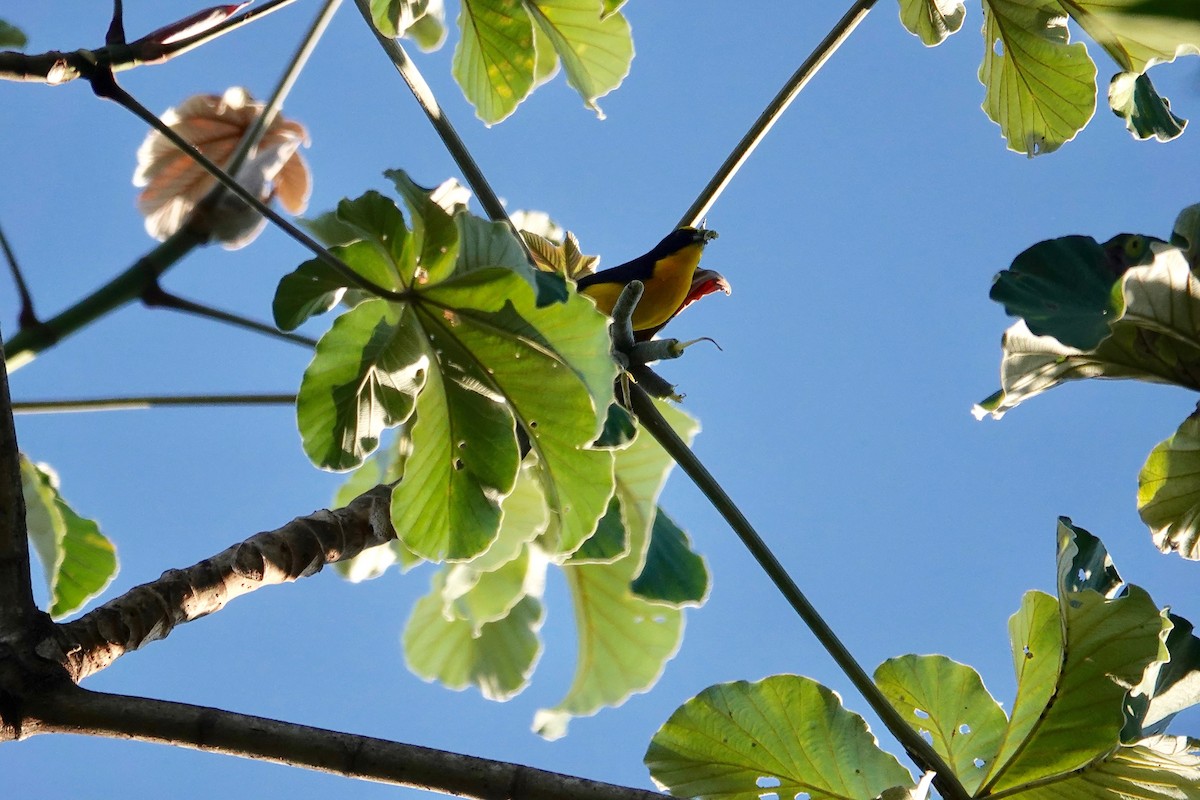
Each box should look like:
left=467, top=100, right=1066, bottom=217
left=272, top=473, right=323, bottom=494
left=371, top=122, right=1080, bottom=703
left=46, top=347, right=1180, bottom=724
left=350, top=0, right=536, bottom=267
left=55, top=485, right=396, bottom=682
left=676, top=0, right=877, bottom=228
left=627, top=385, right=970, bottom=800
left=0, top=0, right=301, bottom=85
left=24, top=686, right=663, bottom=800
left=0, top=329, right=35, bottom=632
left=12, top=393, right=296, bottom=415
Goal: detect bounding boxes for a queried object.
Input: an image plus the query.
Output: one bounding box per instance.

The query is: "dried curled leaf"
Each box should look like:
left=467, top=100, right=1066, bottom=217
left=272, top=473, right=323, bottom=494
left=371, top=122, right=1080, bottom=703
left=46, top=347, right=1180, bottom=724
left=133, top=87, right=311, bottom=249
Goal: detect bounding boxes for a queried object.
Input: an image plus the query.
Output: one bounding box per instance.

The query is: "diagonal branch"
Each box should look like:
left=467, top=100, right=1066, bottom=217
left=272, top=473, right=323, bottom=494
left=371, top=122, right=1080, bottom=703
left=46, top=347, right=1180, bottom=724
left=0, top=0, right=301, bottom=85
left=25, top=686, right=663, bottom=800
left=56, top=485, right=395, bottom=682
left=676, top=0, right=877, bottom=228
left=0, top=329, right=35, bottom=631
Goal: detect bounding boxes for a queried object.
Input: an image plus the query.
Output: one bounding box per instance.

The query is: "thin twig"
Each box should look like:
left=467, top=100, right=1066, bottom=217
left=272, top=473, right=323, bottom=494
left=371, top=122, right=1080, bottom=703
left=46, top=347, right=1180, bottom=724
left=628, top=385, right=971, bottom=800
left=92, top=74, right=403, bottom=301
left=13, top=394, right=297, bottom=415
left=197, top=0, right=342, bottom=210
left=0, top=223, right=38, bottom=328
left=142, top=283, right=318, bottom=348
left=0, top=328, right=35, bottom=629
left=4, top=1, right=341, bottom=370
left=677, top=0, right=877, bottom=228
left=350, top=0, right=536, bottom=266
left=0, top=0, right=302, bottom=84
left=26, top=686, right=663, bottom=800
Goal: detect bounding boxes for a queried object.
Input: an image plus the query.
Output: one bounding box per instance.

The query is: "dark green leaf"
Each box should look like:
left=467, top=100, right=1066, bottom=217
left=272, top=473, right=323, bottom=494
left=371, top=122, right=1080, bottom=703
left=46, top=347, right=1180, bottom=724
left=1124, top=612, right=1200, bottom=740
left=1109, top=71, right=1187, bottom=143
left=0, top=20, right=27, bottom=49
left=631, top=509, right=709, bottom=607
left=594, top=402, right=636, bottom=449
left=990, top=235, right=1126, bottom=350
left=566, top=497, right=627, bottom=562
left=384, top=169, right=460, bottom=284
left=273, top=259, right=347, bottom=331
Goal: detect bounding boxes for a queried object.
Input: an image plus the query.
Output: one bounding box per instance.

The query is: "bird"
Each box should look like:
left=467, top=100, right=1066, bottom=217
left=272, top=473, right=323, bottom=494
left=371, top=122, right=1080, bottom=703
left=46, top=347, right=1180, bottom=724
left=575, top=227, right=726, bottom=338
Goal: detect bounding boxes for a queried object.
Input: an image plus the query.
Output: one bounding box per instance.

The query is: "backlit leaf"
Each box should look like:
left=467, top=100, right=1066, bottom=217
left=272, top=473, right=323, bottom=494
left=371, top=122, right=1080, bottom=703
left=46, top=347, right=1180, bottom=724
left=897, top=0, right=966, bottom=46
left=979, top=0, right=1096, bottom=155
left=645, top=675, right=912, bottom=800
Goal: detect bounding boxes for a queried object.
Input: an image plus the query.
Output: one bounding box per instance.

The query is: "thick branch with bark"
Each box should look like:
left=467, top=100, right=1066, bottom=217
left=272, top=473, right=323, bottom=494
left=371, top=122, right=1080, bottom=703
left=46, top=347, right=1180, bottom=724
left=55, top=484, right=395, bottom=681
left=24, top=687, right=663, bottom=800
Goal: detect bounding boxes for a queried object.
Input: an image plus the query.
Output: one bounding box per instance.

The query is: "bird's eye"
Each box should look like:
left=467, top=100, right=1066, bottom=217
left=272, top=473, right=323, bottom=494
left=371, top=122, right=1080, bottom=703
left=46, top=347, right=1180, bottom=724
left=1123, top=234, right=1146, bottom=260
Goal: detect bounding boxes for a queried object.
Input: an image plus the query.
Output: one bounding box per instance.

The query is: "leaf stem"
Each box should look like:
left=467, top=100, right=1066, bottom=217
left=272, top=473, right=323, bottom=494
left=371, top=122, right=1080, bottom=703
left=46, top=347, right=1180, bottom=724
left=676, top=0, right=877, bottom=228
left=12, top=393, right=297, bottom=415
left=628, top=385, right=970, bottom=800
left=0, top=222, right=39, bottom=328
left=349, top=0, right=536, bottom=265
left=141, top=283, right=317, bottom=348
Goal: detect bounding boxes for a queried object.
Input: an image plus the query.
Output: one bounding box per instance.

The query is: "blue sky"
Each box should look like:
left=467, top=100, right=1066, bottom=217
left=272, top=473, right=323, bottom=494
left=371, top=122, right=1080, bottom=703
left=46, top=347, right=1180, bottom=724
left=4, top=2, right=1200, bottom=798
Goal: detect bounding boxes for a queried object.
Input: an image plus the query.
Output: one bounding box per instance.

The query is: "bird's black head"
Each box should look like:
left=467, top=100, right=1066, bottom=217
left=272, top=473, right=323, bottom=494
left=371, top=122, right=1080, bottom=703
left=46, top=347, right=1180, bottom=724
left=648, top=227, right=718, bottom=259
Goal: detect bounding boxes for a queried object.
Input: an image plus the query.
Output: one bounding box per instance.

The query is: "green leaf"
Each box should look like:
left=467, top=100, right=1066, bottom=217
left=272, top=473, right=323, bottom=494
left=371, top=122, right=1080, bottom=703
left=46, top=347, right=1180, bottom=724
left=384, top=170, right=461, bottom=285
left=1063, top=0, right=1200, bottom=74
left=1124, top=612, right=1200, bottom=740
left=630, top=509, right=709, bottom=608
left=524, top=0, right=633, bottom=118
left=1109, top=71, right=1187, bottom=143
left=370, top=0, right=445, bottom=47
left=974, top=520, right=1166, bottom=793
left=595, top=403, right=637, bottom=448
left=454, top=0, right=537, bottom=124
left=976, top=243, right=1200, bottom=419
left=21, top=457, right=117, bottom=619
left=297, top=300, right=428, bottom=470
left=275, top=191, right=416, bottom=330
left=979, top=0, right=1096, bottom=155
left=420, top=269, right=617, bottom=556
left=443, top=548, right=540, bottom=633
left=989, top=235, right=1129, bottom=350
left=533, top=546, right=683, bottom=739
left=389, top=324, right=519, bottom=561
left=1138, top=412, right=1200, bottom=559
left=0, top=20, right=27, bottom=49
left=404, top=571, right=544, bottom=700
left=896, top=0, right=966, bottom=46
left=1009, top=735, right=1200, bottom=799
left=644, top=675, right=913, bottom=800
left=1172, top=203, right=1200, bottom=268
left=875, top=655, right=1006, bottom=795
left=567, top=497, right=628, bottom=563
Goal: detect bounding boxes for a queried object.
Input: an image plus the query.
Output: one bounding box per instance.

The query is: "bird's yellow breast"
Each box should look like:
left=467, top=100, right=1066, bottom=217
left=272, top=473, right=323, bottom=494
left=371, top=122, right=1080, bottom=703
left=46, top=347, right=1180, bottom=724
left=581, top=242, right=703, bottom=331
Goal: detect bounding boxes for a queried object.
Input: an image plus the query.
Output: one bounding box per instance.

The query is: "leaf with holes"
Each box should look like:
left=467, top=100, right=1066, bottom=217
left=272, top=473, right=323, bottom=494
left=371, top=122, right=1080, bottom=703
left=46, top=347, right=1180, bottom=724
left=897, top=0, right=966, bottom=46
left=21, top=457, right=118, bottom=619
left=645, top=674, right=913, bottom=800
left=979, top=0, right=1096, bottom=155
left=875, top=655, right=1007, bottom=795
left=1139, top=414, right=1200, bottom=560
left=976, top=242, right=1200, bottom=419
left=970, top=520, right=1166, bottom=794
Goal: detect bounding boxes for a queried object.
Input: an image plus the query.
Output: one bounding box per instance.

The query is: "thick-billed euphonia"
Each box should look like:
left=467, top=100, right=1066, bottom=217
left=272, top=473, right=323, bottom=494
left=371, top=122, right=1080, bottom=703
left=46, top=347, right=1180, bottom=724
left=576, top=227, right=723, bottom=337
